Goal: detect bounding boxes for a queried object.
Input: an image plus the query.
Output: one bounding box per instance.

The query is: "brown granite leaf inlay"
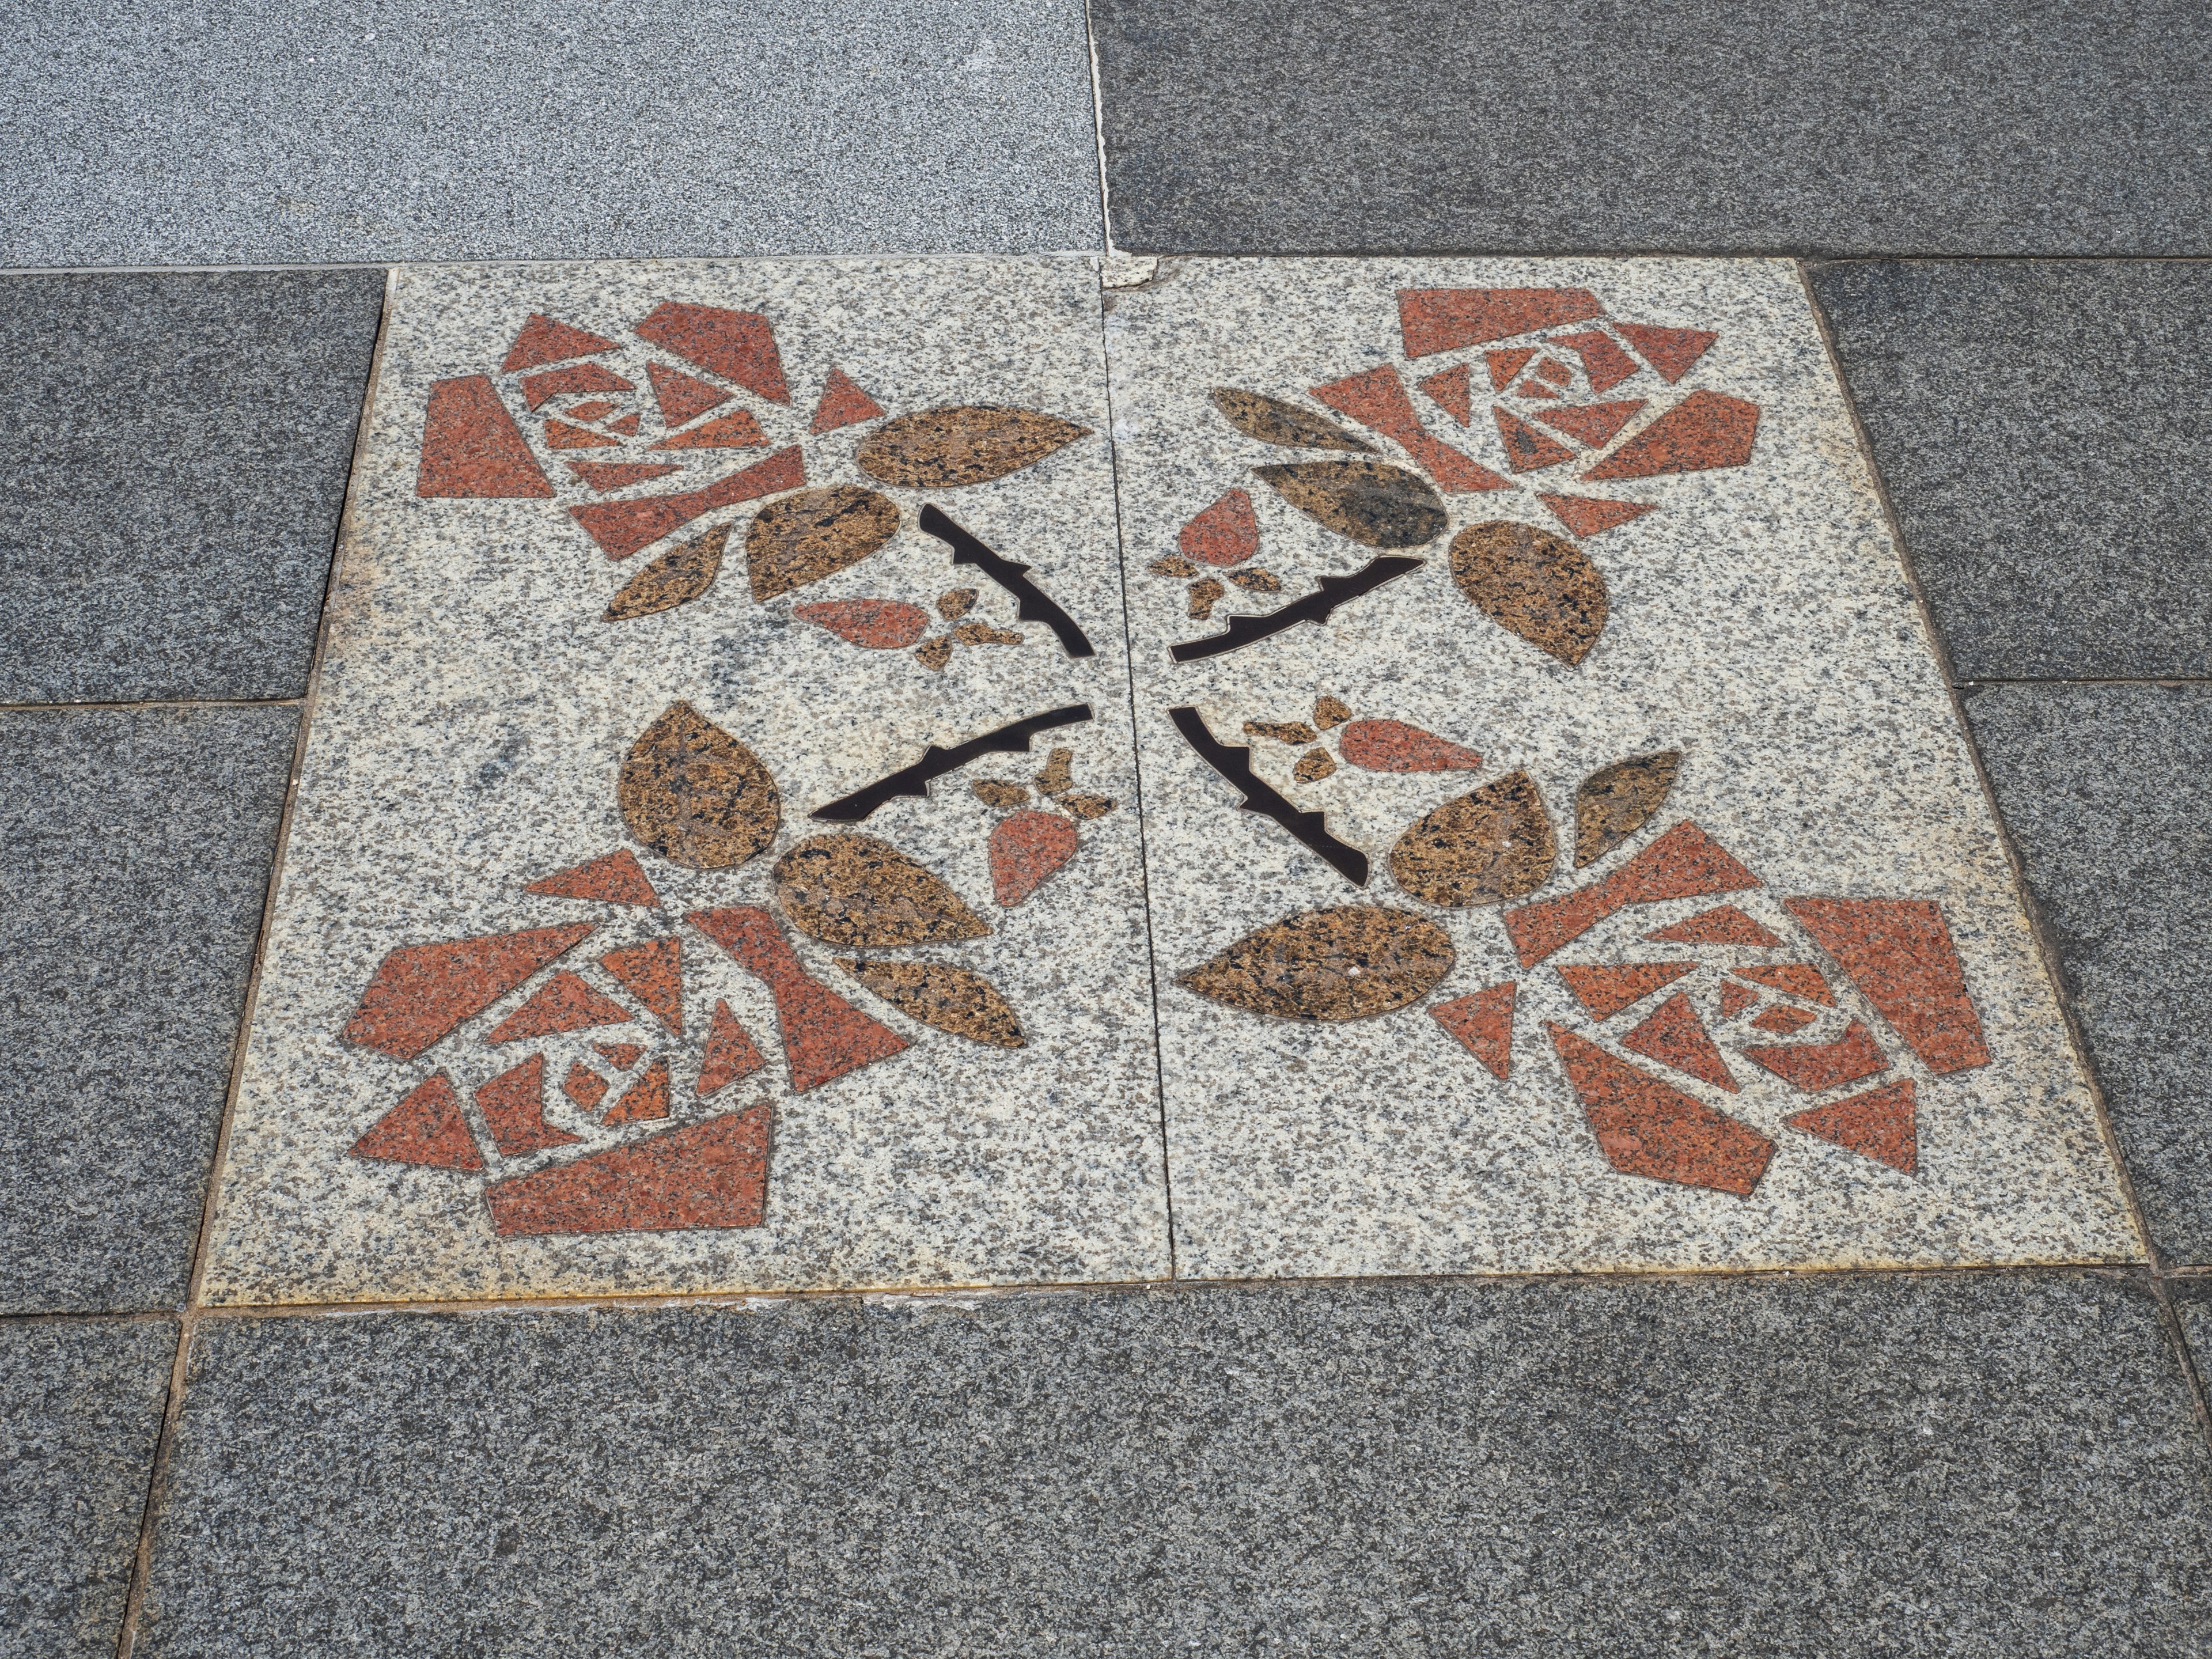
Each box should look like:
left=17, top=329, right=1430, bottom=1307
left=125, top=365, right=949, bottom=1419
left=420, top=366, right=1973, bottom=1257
left=773, top=832, right=990, bottom=948
left=1179, top=906, right=1455, bottom=1023
left=1388, top=770, right=1556, bottom=908
left=1293, top=748, right=1338, bottom=783
left=618, top=702, right=781, bottom=870
left=745, top=485, right=899, bottom=601
left=937, top=588, right=978, bottom=620
left=1450, top=520, right=1609, bottom=666
left=1574, top=751, right=1681, bottom=868
left=838, top=958, right=1026, bottom=1047
left=1313, top=695, right=1353, bottom=731
left=1253, top=460, right=1448, bottom=549
left=855, top=406, right=1090, bottom=487
left=1244, top=720, right=1318, bottom=745
left=1209, top=388, right=1376, bottom=452
left=972, top=779, right=1031, bottom=809
left=605, top=523, right=727, bottom=621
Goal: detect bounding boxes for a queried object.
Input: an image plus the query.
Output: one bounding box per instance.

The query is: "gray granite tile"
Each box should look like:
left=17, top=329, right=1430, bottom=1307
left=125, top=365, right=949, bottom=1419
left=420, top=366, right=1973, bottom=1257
left=141, top=1274, right=2212, bottom=1655
left=0, top=1, right=1101, bottom=267
left=2, top=1318, right=177, bottom=1658
left=1809, top=260, right=2212, bottom=681
left=1962, top=684, right=2212, bottom=1264
left=1090, top=0, right=2212, bottom=257
left=0, top=271, right=384, bottom=703
left=1, top=707, right=299, bottom=1312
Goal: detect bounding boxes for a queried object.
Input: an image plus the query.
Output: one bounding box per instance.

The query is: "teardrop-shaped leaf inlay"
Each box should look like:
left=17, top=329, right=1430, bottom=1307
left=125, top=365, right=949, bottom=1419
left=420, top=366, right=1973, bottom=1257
left=604, top=524, right=726, bottom=622
left=1254, top=460, right=1448, bottom=550
left=1210, top=388, right=1377, bottom=453
left=854, top=406, right=1091, bottom=488
left=838, top=959, right=1025, bottom=1047
left=774, top=833, right=990, bottom=948
left=1450, top=520, right=1609, bottom=665
left=1388, top=770, right=1556, bottom=907
left=746, top=486, right=899, bottom=601
left=1574, top=751, right=1681, bottom=868
left=1177, top=906, right=1455, bottom=1023
left=618, top=702, right=782, bottom=870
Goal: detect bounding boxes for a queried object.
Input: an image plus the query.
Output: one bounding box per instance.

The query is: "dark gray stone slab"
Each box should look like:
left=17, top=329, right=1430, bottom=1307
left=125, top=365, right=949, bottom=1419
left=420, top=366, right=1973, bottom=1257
left=0, top=271, right=383, bottom=703
left=1090, top=0, right=2212, bottom=256
left=0, top=1, right=1101, bottom=267
left=1, top=706, right=299, bottom=1312
left=142, top=1275, right=2212, bottom=1655
left=2, top=1318, right=176, bottom=1657
left=1963, top=684, right=2212, bottom=1264
left=1811, top=260, right=2212, bottom=680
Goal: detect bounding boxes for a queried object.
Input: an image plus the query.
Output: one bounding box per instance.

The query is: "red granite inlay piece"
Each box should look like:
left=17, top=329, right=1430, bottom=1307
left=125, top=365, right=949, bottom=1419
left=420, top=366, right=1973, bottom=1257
left=1788, top=1078, right=1918, bottom=1173
left=1645, top=903, right=1781, bottom=947
left=1484, top=348, right=1536, bottom=389
left=688, top=906, right=908, bottom=1092
left=645, top=361, right=732, bottom=427
left=607, top=412, right=641, bottom=436
left=1729, top=963, right=1835, bottom=1005
left=594, top=1042, right=644, bottom=1069
left=1336, top=718, right=1482, bottom=773
left=1531, top=357, right=1573, bottom=387
left=1622, top=991, right=1737, bottom=1092
left=567, top=400, right=618, bottom=423
left=1417, top=363, right=1475, bottom=426
left=1536, top=494, right=1657, bottom=539
left=1548, top=1025, right=1774, bottom=1196
left=520, top=362, right=633, bottom=410
left=562, top=1063, right=609, bottom=1111
left=1179, top=488, right=1262, bottom=566
left=566, top=461, right=681, bottom=494
left=810, top=366, right=886, bottom=434
left=350, top=1073, right=483, bottom=1171
left=544, top=416, right=618, bottom=450
left=1751, top=1005, right=1816, bottom=1035
left=649, top=408, right=770, bottom=451
left=570, top=446, right=805, bottom=559
left=793, top=599, right=932, bottom=649
left=1719, top=983, right=1759, bottom=1020
left=990, top=809, right=1080, bottom=907
left=600, top=939, right=682, bottom=1035
left=343, top=923, right=596, bottom=1059
left=635, top=302, right=790, bottom=403
left=503, top=313, right=620, bottom=373
left=1585, top=391, right=1760, bottom=481
left=1504, top=821, right=1760, bottom=967
left=524, top=848, right=660, bottom=907
left=1399, top=287, right=1605, bottom=356
left=1531, top=400, right=1645, bottom=448
left=1518, top=382, right=1560, bottom=400
left=1550, top=330, right=1642, bottom=392
left=485, top=1104, right=772, bottom=1235
left=485, top=971, right=634, bottom=1044
left=698, top=999, right=767, bottom=1098
left=1313, top=365, right=1509, bottom=492
left=1782, top=898, right=1993, bottom=1074
left=1492, top=407, right=1577, bottom=472
left=603, top=1057, right=672, bottom=1126
left=416, top=375, right=555, bottom=499
left=1431, top=982, right=1516, bottom=1079
left=1743, top=1021, right=1888, bottom=1093
left=476, top=1054, right=582, bottom=1156
left=1557, top=960, right=1697, bottom=1019
left=1614, top=322, right=1718, bottom=384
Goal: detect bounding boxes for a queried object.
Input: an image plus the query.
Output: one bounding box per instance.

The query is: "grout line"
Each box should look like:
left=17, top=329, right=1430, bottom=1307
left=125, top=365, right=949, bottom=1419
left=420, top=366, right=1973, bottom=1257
left=1080, top=0, right=1116, bottom=256
left=0, top=251, right=1114, bottom=280
left=1954, top=676, right=2210, bottom=689
left=108, top=265, right=399, bottom=1659
left=0, top=697, right=306, bottom=716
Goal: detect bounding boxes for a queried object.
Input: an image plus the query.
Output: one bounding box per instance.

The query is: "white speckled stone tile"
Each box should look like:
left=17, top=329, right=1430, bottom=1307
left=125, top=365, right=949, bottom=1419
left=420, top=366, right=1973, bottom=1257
left=1104, top=256, right=2139, bottom=1279
left=204, top=257, right=1169, bottom=1305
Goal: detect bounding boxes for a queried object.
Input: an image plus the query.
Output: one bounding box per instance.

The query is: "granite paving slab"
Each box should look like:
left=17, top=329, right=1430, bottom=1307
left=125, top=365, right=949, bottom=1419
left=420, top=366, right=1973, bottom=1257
left=0, top=271, right=385, bottom=704
left=0, top=0, right=1101, bottom=267
left=1809, top=260, right=2212, bottom=681
left=1, top=706, right=299, bottom=1313
left=2, top=1317, right=177, bottom=1658
left=1107, top=257, right=2135, bottom=1279
left=139, top=1274, right=2212, bottom=1656
left=1963, top=683, right=2212, bottom=1264
left=202, top=257, right=1169, bottom=1305
left=1089, top=0, right=2212, bottom=257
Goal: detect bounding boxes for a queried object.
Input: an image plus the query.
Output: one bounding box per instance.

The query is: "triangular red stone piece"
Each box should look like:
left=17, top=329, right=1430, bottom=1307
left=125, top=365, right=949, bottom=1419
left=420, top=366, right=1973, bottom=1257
left=687, top=906, right=907, bottom=1092
left=604, top=1058, right=672, bottom=1126
left=1397, top=287, right=1605, bottom=356
left=416, top=376, right=554, bottom=499
left=990, top=810, right=1080, bottom=907
left=600, top=939, right=683, bottom=1035
left=1531, top=400, right=1645, bottom=448
left=649, top=408, right=770, bottom=451
left=524, top=849, right=660, bottom=907
left=635, top=302, right=790, bottom=403
left=1556, top=960, right=1698, bottom=1020
left=1313, top=365, right=1508, bottom=491
left=567, top=401, right=618, bottom=423
left=1782, top=898, right=1993, bottom=1075
left=1491, top=407, right=1577, bottom=472
left=698, top=999, right=768, bottom=1098
left=1585, top=391, right=1760, bottom=482
left=1519, top=381, right=1561, bottom=399
left=1547, top=1025, right=1774, bottom=1196
left=1614, top=323, right=1719, bottom=384
left=1416, top=363, right=1474, bottom=425
left=1718, top=982, right=1759, bottom=1020
left=485, top=971, right=634, bottom=1043
left=1178, top=488, right=1260, bottom=566
left=1751, top=1005, right=1816, bottom=1035
left=502, top=313, right=621, bottom=373
left=594, top=1042, right=644, bottom=1069
left=1503, top=822, right=1760, bottom=968
left=1622, top=993, right=1737, bottom=1092
left=562, top=1063, right=609, bottom=1111
left=570, top=446, right=805, bottom=559
left=1550, top=330, right=1643, bottom=392
left=520, top=361, right=632, bottom=410
left=343, top=923, right=596, bottom=1059
left=1431, top=983, right=1515, bottom=1079
left=476, top=1055, right=582, bottom=1156
left=350, top=1073, right=483, bottom=1171
left=1788, top=1078, right=1918, bottom=1173
left=607, top=413, right=640, bottom=436
left=565, top=462, right=681, bottom=494
left=1743, top=1021, right=1889, bottom=1094
left=810, top=366, right=886, bottom=434
left=1729, top=963, right=1835, bottom=1005
left=1484, top=348, right=1536, bottom=390
left=645, top=361, right=732, bottom=427
left=1532, top=358, right=1572, bottom=386
left=485, top=1104, right=772, bottom=1235
left=1645, top=904, right=1781, bottom=946
left=1536, top=494, right=1657, bottom=539
left=544, top=417, right=618, bottom=450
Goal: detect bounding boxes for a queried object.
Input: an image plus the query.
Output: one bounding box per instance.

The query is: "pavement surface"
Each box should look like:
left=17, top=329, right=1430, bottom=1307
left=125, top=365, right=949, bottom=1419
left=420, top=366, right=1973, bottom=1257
left=3, top=5, right=2208, bottom=1655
